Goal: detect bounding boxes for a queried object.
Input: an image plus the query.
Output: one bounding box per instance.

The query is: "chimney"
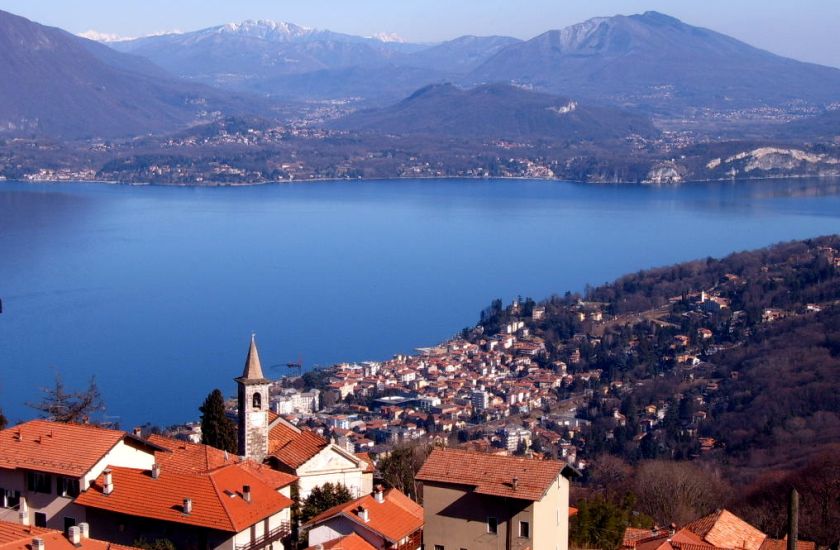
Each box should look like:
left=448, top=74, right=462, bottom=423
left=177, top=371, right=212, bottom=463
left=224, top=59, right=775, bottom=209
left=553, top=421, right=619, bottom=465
left=103, top=469, right=114, bottom=495
left=787, top=489, right=799, bottom=550
left=512, top=477, right=519, bottom=491
left=32, top=538, right=45, bottom=550
left=133, top=427, right=142, bottom=437
left=18, top=497, right=29, bottom=526
left=78, top=523, right=90, bottom=540
left=183, top=498, right=192, bottom=515
left=151, top=463, right=161, bottom=479
left=356, top=506, right=369, bottom=522
left=374, top=484, right=385, bottom=503
left=68, top=526, right=81, bottom=545
left=243, top=485, right=252, bottom=503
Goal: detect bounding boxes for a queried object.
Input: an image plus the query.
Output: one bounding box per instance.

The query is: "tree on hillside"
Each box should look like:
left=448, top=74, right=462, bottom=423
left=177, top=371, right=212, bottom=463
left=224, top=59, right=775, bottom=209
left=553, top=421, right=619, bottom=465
left=300, top=482, right=353, bottom=523
left=28, top=374, right=105, bottom=424
left=378, top=442, right=433, bottom=502
left=199, top=389, right=237, bottom=454
left=572, top=495, right=653, bottom=550
left=633, top=460, right=730, bottom=525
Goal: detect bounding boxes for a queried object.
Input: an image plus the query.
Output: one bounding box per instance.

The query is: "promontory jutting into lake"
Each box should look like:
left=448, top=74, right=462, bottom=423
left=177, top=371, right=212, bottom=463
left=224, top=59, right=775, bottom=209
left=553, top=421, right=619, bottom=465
left=1, top=177, right=839, bottom=425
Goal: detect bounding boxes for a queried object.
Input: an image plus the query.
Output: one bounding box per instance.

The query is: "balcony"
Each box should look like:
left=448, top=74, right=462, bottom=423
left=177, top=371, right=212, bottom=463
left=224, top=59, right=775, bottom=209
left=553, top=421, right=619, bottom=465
left=234, top=522, right=291, bottom=550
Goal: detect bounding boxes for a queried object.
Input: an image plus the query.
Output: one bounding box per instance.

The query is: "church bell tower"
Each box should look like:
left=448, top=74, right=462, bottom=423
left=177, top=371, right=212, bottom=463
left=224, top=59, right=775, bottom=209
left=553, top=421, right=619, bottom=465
left=235, top=334, right=270, bottom=461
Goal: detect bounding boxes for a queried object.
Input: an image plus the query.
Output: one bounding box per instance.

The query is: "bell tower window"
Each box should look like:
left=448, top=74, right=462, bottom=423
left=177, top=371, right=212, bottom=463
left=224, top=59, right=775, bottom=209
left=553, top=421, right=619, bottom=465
left=252, top=392, right=262, bottom=410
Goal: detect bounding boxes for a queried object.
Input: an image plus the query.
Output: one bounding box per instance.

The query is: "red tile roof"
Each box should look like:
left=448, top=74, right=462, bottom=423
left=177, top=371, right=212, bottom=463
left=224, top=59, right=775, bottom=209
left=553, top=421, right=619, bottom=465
left=148, top=434, right=239, bottom=473
left=238, top=461, right=297, bottom=490
left=148, top=434, right=296, bottom=489
left=306, top=533, right=376, bottom=550
left=306, top=489, right=423, bottom=543
left=0, top=521, right=138, bottom=550
left=759, top=538, right=815, bottom=550
left=355, top=453, right=375, bottom=474
left=75, top=464, right=292, bottom=533
left=268, top=418, right=329, bottom=469
left=623, top=511, right=816, bottom=550
left=416, top=448, right=567, bottom=501
left=684, top=510, right=766, bottom=550
left=0, top=420, right=125, bottom=477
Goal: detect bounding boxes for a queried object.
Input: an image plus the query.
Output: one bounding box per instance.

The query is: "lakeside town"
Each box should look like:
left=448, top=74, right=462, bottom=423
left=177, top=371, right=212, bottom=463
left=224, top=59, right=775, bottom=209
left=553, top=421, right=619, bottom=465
left=2, top=237, right=839, bottom=550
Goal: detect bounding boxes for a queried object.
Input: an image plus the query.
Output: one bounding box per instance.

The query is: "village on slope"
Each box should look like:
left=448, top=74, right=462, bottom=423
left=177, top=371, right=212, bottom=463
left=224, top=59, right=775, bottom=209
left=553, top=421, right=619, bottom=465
left=0, top=336, right=817, bottom=550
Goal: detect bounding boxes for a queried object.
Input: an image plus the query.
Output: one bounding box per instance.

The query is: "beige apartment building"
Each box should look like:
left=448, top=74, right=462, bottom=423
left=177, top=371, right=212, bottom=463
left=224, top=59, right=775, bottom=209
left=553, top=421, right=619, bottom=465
left=417, top=449, right=577, bottom=550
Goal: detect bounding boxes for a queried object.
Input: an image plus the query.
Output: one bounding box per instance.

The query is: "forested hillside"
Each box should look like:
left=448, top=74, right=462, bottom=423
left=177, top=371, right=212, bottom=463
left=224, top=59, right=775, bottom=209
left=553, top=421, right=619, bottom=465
left=476, top=236, right=840, bottom=548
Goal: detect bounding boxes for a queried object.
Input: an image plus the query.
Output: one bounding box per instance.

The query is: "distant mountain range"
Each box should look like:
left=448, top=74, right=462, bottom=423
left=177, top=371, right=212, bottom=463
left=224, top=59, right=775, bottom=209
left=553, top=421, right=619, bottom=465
left=332, top=83, right=657, bottom=141
left=102, top=12, right=840, bottom=112
left=468, top=12, right=840, bottom=111
left=0, top=10, right=264, bottom=139
left=1, top=6, right=838, bottom=156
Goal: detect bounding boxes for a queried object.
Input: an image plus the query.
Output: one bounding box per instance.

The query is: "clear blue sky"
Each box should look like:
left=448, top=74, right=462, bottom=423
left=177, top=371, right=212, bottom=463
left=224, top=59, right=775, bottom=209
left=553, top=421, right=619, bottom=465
left=1, top=0, right=838, bottom=67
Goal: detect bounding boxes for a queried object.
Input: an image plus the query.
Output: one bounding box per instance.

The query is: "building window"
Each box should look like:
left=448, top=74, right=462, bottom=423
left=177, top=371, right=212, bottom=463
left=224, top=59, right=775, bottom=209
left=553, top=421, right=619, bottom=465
left=26, top=472, right=51, bottom=494
left=34, top=512, right=47, bottom=528
left=253, top=392, right=262, bottom=410
left=487, top=517, right=498, bottom=534
left=1, top=489, right=21, bottom=509
left=64, top=517, right=76, bottom=532
left=519, top=521, right=530, bottom=539
left=56, top=477, right=80, bottom=498
left=434, top=545, right=444, bottom=550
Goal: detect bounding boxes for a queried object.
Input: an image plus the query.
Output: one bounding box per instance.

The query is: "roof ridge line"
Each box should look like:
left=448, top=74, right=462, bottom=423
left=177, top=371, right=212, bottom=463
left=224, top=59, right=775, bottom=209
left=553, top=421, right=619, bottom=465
left=207, top=467, right=239, bottom=532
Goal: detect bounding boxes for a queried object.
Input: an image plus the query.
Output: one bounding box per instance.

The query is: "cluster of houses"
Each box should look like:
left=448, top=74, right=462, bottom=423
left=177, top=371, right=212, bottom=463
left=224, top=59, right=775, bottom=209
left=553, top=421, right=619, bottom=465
left=621, top=509, right=814, bottom=550
left=254, top=323, right=598, bottom=469
left=0, top=337, right=577, bottom=550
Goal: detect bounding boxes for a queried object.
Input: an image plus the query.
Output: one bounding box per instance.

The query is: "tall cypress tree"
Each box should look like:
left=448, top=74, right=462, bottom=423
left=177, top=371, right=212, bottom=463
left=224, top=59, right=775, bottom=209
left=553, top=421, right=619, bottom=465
left=0, top=408, right=7, bottom=431
left=199, top=389, right=237, bottom=453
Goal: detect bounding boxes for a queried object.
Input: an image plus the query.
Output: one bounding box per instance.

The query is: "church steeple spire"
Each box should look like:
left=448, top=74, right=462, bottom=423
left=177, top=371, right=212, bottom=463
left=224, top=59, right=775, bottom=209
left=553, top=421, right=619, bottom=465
left=239, top=333, right=268, bottom=382
left=236, top=334, right=269, bottom=384
left=235, top=334, right=270, bottom=461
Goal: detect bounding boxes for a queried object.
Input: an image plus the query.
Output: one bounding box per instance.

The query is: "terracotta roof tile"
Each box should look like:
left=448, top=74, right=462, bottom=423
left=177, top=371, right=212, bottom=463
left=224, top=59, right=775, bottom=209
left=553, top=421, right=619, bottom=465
left=759, top=538, right=815, bottom=550
left=0, top=521, right=138, bottom=550
left=416, top=448, right=566, bottom=501
left=684, top=510, right=767, bottom=550
left=0, top=420, right=125, bottom=477
left=624, top=528, right=657, bottom=548
left=306, top=533, right=376, bottom=550
left=355, top=453, right=375, bottom=474
left=306, top=489, right=423, bottom=543
left=75, top=464, right=292, bottom=533
left=268, top=419, right=328, bottom=469
left=238, top=461, right=297, bottom=490
left=148, top=434, right=239, bottom=473
left=147, top=434, right=296, bottom=489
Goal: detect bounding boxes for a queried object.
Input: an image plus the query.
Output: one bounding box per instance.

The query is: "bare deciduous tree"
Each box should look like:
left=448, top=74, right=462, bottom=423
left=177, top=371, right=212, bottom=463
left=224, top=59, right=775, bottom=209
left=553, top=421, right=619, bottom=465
left=28, top=374, right=105, bottom=424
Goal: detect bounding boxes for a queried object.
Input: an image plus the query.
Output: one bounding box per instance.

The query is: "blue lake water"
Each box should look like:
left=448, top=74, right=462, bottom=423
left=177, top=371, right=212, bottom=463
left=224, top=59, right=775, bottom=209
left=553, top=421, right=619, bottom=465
left=1, top=177, right=840, bottom=427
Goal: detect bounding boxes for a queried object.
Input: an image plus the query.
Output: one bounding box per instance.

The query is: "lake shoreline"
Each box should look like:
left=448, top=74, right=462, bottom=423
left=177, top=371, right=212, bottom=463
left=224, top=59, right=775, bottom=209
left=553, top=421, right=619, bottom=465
left=6, top=172, right=840, bottom=189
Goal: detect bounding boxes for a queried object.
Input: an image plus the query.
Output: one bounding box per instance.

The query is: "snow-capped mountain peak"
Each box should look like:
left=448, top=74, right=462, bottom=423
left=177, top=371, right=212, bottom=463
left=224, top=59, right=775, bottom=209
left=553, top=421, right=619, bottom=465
left=215, top=19, right=315, bottom=41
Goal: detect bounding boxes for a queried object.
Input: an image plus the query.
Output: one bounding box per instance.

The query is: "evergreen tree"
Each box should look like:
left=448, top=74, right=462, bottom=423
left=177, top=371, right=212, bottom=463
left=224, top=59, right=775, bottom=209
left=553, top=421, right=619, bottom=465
left=199, top=389, right=237, bottom=454
left=0, top=408, right=7, bottom=430
left=300, top=482, right=353, bottom=523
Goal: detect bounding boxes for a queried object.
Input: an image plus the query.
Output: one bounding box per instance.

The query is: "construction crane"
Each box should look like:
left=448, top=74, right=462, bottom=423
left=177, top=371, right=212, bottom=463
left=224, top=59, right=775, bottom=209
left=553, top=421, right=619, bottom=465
left=269, top=355, right=303, bottom=378
left=286, top=355, right=303, bottom=377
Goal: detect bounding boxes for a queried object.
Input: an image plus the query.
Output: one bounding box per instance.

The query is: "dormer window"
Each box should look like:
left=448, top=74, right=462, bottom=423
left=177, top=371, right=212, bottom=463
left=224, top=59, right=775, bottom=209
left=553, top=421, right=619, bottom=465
left=252, top=392, right=262, bottom=410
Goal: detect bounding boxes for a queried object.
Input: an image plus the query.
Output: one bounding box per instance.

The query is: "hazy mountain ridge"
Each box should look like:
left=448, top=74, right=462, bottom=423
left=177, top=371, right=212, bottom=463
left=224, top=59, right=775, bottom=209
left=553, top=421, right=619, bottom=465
left=0, top=9, right=266, bottom=139
left=332, top=83, right=658, bottom=141
left=469, top=11, right=840, bottom=110
left=100, top=11, right=840, bottom=112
